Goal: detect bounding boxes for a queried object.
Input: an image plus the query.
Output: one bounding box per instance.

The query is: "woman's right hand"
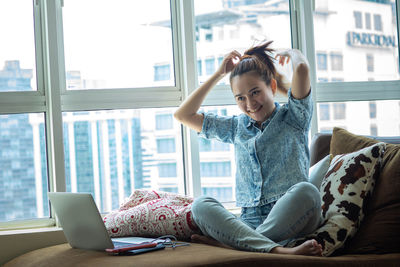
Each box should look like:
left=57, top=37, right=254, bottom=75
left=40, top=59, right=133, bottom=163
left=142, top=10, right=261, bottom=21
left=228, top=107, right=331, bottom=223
left=216, top=50, right=242, bottom=77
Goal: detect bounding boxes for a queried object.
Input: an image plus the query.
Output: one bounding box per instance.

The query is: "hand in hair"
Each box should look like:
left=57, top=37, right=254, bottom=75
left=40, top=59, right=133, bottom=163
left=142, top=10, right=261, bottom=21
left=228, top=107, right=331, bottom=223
left=275, top=49, right=309, bottom=70
left=216, top=50, right=242, bottom=77
left=275, top=49, right=310, bottom=99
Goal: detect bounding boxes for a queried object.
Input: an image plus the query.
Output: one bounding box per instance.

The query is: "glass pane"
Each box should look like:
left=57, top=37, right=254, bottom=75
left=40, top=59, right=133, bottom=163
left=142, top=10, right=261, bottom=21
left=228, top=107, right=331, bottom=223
left=194, top=0, right=292, bottom=84
left=63, top=0, right=174, bottom=89
left=198, top=105, right=241, bottom=205
left=0, top=0, right=37, bottom=92
left=0, top=113, right=48, bottom=222
left=314, top=0, right=399, bottom=82
left=62, top=108, right=184, bottom=213
left=317, top=100, right=400, bottom=136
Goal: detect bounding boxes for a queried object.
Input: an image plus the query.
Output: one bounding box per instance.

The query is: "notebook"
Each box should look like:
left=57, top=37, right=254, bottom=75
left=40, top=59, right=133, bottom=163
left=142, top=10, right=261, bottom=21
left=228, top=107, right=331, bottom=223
left=48, top=192, right=161, bottom=252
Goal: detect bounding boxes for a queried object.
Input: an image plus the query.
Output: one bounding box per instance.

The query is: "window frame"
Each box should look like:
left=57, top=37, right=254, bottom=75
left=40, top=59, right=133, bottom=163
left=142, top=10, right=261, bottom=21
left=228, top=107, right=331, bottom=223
left=1, top=0, right=400, bottom=230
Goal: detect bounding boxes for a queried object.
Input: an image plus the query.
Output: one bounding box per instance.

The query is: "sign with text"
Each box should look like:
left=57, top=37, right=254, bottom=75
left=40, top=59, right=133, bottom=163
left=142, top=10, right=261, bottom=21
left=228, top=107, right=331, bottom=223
left=346, top=31, right=397, bottom=48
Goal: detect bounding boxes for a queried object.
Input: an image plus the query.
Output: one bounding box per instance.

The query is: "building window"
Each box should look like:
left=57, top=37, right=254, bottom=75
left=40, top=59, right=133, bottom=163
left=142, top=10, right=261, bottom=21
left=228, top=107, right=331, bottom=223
left=365, top=13, right=371, bottom=30
left=354, top=11, right=363, bottom=29
left=156, top=138, right=176, bottom=153
left=370, top=124, right=378, bottom=136
left=331, top=78, right=344, bottom=82
left=374, top=14, right=382, bottom=31
left=205, top=58, right=215, bottom=75
left=333, top=103, right=346, bottom=120
left=319, top=127, right=333, bottom=133
left=202, top=187, right=232, bottom=202
left=0, top=113, right=48, bottom=221
left=197, top=60, right=202, bottom=76
left=200, top=162, right=231, bottom=177
left=330, top=53, right=343, bottom=71
left=318, top=77, right=328, bottom=83
left=154, top=64, right=170, bottom=81
left=316, top=52, right=327, bottom=70
left=369, top=101, right=377, bottom=119
left=155, top=114, right=173, bottom=130
left=199, top=138, right=230, bottom=152
left=158, top=163, right=177, bottom=177
left=367, top=54, right=374, bottom=72
left=159, top=187, right=178, bottom=193
left=218, top=56, right=224, bottom=67
left=319, top=104, right=330, bottom=120
left=205, top=28, right=213, bottom=41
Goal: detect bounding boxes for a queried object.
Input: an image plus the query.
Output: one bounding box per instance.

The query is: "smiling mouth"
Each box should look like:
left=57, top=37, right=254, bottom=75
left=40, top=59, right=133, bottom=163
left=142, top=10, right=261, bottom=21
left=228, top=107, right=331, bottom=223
left=248, top=106, right=262, bottom=113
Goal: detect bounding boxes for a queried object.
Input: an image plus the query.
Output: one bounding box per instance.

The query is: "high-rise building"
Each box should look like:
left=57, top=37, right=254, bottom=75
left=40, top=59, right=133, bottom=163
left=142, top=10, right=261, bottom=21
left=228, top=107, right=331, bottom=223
left=0, top=61, right=48, bottom=221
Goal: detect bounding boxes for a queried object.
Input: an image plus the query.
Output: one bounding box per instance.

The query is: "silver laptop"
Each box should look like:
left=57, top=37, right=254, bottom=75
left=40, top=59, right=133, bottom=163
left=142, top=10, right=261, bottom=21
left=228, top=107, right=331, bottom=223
left=48, top=192, right=150, bottom=251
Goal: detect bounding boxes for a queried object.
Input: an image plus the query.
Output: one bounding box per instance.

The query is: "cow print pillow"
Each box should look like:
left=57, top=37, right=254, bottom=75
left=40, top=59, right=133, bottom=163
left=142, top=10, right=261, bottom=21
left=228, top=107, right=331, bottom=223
left=287, top=142, right=385, bottom=256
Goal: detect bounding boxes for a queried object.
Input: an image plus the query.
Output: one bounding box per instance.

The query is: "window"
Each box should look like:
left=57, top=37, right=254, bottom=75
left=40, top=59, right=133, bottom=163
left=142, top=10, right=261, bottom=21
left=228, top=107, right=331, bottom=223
left=154, top=64, right=171, bottom=81
left=1, top=0, right=400, bottom=229
left=200, top=162, right=231, bottom=177
left=354, top=11, right=363, bottom=28
left=369, top=101, right=377, bottom=118
left=158, top=163, right=177, bottom=178
left=155, top=114, right=173, bottom=130
left=195, top=0, right=292, bottom=84
left=0, top=1, right=37, bottom=92
left=330, top=53, right=343, bottom=71
left=198, top=106, right=239, bottom=203
left=0, top=113, right=48, bottom=221
left=333, top=103, right=346, bottom=120
left=156, top=138, right=176, bottom=154
left=159, top=187, right=178, bottom=193
left=314, top=0, right=399, bottom=82
left=318, top=104, right=330, bottom=121
left=205, top=58, right=215, bottom=75
left=197, top=60, right=202, bottom=76
left=316, top=52, right=328, bottom=71
left=63, top=109, right=183, bottom=213
left=370, top=124, right=378, bottom=136
left=317, top=101, right=400, bottom=136
left=365, top=13, right=371, bottom=29
left=205, top=29, right=213, bottom=42
left=202, top=187, right=233, bottom=202
left=199, top=138, right=230, bottom=152
left=62, top=0, right=174, bottom=89
left=218, top=56, right=224, bottom=67
left=367, top=54, right=374, bottom=72
left=374, top=14, right=382, bottom=31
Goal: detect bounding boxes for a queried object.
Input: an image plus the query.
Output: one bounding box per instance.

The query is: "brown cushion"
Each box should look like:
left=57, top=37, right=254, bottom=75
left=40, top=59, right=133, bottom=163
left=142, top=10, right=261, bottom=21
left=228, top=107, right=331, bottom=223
left=4, top=243, right=400, bottom=267
left=329, top=127, right=400, bottom=254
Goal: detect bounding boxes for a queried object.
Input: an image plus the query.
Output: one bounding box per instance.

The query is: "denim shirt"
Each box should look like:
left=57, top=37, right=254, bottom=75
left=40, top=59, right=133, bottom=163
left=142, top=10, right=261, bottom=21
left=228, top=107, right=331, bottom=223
left=199, top=89, right=313, bottom=207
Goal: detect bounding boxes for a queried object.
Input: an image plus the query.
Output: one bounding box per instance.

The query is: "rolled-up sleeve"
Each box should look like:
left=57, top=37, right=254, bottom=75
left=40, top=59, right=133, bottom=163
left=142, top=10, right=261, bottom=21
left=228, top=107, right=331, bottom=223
left=198, top=112, right=237, bottom=144
left=285, top=88, right=313, bottom=131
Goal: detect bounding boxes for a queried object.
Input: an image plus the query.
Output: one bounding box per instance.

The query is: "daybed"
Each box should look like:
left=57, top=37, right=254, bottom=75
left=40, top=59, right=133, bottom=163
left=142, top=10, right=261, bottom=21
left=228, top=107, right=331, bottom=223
left=4, top=127, right=400, bottom=267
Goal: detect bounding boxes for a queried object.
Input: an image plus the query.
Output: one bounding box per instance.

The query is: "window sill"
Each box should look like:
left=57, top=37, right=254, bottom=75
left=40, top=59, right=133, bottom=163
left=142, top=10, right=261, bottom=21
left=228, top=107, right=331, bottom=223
left=0, top=226, right=62, bottom=236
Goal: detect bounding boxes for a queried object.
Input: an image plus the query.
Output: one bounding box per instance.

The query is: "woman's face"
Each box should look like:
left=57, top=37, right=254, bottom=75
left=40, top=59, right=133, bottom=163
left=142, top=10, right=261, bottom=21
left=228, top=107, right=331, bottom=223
left=231, top=71, right=276, bottom=125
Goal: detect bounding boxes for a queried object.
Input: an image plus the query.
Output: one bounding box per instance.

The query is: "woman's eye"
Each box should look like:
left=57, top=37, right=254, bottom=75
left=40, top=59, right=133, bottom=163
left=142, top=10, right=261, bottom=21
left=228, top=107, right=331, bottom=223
left=252, top=91, right=259, bottom=96
left=237, top=97, right=244, bottom=101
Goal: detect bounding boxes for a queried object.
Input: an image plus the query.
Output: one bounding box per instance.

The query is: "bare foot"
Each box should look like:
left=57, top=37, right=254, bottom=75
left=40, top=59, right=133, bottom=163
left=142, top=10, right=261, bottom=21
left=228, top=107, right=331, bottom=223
left=190, top=234, right=232, bottom=249
left=270, top=239, right=323, bottom=256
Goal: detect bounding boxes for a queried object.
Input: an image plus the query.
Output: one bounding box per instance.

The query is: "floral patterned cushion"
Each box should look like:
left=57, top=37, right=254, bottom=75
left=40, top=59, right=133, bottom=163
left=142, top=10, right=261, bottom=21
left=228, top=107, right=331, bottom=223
left=104, top=190, right=198, bottom=240
left=287, top=142, right=386, bottom=256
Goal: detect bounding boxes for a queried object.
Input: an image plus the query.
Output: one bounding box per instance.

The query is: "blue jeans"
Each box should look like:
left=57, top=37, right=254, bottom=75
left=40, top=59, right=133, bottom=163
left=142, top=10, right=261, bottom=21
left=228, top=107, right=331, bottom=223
left=191, top=182, right=322, bottom=253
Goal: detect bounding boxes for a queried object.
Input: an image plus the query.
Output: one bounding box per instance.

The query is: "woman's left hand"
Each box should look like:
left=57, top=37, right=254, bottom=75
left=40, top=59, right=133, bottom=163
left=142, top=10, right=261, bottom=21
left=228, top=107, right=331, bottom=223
left=275, top=50, right=293, bottom=67
left=275, top=49, right=310, bottom=99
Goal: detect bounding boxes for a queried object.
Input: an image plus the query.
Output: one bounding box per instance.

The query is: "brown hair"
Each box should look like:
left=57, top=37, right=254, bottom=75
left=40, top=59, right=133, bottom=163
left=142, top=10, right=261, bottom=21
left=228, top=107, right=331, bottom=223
left=229, top=41, right=290, bottom=95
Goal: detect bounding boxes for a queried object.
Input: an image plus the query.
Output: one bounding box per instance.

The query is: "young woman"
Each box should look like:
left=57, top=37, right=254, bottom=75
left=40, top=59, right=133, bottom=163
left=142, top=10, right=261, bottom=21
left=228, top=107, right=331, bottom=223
left=174, top=41, right=323, bottom=256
